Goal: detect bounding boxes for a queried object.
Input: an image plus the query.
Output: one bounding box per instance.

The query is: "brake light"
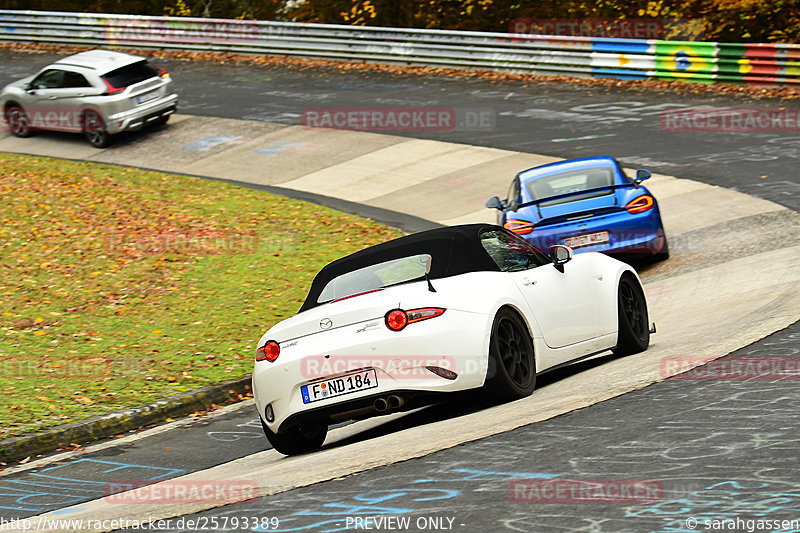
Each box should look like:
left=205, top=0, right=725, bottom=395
left=385, top=307, right=445, bottom=331
left=504, top=219, right=535, bottom=235
left=626, top=195, right=655, bottom=214
left=101, top=78, right=125, bottom=96
left=331, top=288, right=384, bottom=303
left=256, top=340, right=280, bottom=362
left=156, top=65, right=170, bottom=79
left=385, top=309, right=408, bottom=331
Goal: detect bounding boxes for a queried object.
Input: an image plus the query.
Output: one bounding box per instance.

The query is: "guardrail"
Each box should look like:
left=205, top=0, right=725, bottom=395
left=1, top=10, right=799, bottom=86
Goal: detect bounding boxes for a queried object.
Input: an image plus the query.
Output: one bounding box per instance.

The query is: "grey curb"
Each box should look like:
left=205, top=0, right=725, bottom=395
left=0, top=375, right=252, bottom=464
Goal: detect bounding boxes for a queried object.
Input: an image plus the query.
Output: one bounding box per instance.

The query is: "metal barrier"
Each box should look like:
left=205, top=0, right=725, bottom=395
left=1, top=10, right=799, bottom=86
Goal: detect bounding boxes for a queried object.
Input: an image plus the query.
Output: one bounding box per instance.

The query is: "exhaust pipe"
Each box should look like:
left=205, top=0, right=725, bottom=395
left=374, top=397, right=389, bottom=412
left=387, top=395, right=405, bottom=409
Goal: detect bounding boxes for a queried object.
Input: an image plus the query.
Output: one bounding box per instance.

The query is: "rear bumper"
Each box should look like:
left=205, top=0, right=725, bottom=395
left=525, top=208, right=665, bottom=256
left=106, top=94, right=178, bottom=134
left=252, top=310, right=490, bottom=432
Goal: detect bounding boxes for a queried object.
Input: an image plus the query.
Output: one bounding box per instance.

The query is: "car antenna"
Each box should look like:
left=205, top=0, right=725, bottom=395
left=425, top=270, right=437, bottom=292
left=423, top=256, right=436, bottom=292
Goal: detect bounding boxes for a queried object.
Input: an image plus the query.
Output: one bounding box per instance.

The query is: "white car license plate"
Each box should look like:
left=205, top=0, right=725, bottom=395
left=564, top=231, right=609, bottom=248
left=135, top=90, right=159, bottom=105
left=301, top=369, right=378, bottom=404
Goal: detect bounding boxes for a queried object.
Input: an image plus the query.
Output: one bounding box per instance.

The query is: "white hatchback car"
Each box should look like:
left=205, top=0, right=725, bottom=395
left=1, top=49, right=178, bottom=147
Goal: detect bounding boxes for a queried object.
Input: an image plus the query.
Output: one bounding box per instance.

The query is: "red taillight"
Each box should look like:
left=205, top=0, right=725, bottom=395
left=256, top=340, right=280, bottom=362
left=101, top=78, right=125, bottom=96
left=504, top=219, right=535, bottom=235
left=156, top=65, right=170, bottom=79
left=385, top=309, right=408, bottom=331
left=626, top=195, right=655, bottom=214
left=385, top=307, right=445, bottom=331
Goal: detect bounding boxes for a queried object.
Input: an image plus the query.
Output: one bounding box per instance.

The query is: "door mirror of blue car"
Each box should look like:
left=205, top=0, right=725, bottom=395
left=635, top=169, right=651, bottom=182
left=486, top=196, right=504, bottom=210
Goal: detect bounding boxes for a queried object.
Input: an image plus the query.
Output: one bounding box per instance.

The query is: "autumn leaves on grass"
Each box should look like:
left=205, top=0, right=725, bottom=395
left=0, top=153, right=400, bottom=438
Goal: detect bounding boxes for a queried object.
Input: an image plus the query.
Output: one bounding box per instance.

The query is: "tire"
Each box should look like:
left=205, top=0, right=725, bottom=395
left=484, top=308, right=536, bottom=401
left=613, top=274, right=650, bottom=356
left=653, top=235, right=669, bottom=262
left=154, top=115, right=169, bottom=127
left=83, top=110, right=111, bottom=148
left=261, top=418, right=327, bottom=456
left=5, top=105, right=32, bottom=138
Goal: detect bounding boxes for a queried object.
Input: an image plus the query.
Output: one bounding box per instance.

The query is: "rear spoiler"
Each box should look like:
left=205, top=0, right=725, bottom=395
left=514, top=182, right=638, bottom=212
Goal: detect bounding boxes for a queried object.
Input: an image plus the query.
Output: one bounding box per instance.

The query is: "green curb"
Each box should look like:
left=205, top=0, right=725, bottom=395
left=0, top=375, right=252, bottom=464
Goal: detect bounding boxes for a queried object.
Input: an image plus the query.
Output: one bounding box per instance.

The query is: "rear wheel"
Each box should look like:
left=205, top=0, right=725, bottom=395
left=261, top=419, right=327, bottom=456
left=653, top=235, right=669, bottom=262
left=484, top=308, right=536, bottom=401
left=613, top=274, right=650, bottom=356
left=5, top=105, right=32, bottom=138
left=83, top=110, right=111, bottom=148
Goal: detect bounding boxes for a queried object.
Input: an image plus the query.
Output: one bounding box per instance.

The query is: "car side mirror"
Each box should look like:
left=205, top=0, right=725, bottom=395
left=485, top=196, right=504, bottom=210
left=548, top=245, right=573, bottom=273
left=635, top=169, right=651, bottom=183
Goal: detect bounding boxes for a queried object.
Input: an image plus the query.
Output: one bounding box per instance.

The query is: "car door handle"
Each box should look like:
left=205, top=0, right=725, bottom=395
left=48, top=96, right=57, bottom=100
left=522, top=278, right=537, bottom=286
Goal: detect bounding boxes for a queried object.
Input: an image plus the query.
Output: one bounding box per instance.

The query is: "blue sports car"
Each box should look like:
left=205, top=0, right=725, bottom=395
left=486, top=156, right=668, bottom=261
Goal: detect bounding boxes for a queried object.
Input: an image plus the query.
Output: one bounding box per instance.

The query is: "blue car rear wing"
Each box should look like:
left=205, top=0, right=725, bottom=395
left=514, top=182, right=639, bottom=213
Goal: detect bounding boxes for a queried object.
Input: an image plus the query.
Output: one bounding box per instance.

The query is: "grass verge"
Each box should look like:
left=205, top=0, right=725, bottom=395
left=0, top=153, right=402, bottom=438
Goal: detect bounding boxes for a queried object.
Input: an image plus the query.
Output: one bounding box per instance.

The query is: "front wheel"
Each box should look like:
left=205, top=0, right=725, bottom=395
left=83, top=110, right=111, bottom=148
left=484, top=308, right=536, bottom=401
left=5, top=105, right=32, bottom=138
left=261, top=419, right=327, bottom=456
left=613, top=274, right=650, bottom=356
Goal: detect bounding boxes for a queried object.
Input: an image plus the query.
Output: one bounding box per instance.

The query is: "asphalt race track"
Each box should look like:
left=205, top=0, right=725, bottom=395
left=0, top=49, right=799, bottom=532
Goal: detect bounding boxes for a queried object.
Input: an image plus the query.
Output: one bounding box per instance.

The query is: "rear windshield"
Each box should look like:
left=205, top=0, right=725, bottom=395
left=318, top=254, right=431, bottom=303
left=102, top=60, right=160, bottom=89
left=524, top=167, right=615, bottom=205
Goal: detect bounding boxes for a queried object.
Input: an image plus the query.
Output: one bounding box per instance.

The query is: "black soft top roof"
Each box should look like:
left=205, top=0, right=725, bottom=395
left=299, top=224, right=503, bottom=312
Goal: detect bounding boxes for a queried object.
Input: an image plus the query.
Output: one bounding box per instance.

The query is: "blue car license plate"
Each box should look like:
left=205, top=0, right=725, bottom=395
left=301, top=369, right=378, bottom=404
left=565, top=231, right=609, bottom=248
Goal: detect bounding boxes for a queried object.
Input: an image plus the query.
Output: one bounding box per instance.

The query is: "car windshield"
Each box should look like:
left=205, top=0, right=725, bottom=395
left=317, top=254, right=432, bottom=303
left=524, top=167, right=615, bottom=205
left=102, top=60, right=160, bottom=89
left=480, top=229, right=548, bottom=272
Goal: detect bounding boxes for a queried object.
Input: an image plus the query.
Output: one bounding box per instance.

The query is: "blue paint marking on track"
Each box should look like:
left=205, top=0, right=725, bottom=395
left=252, top=469, right=559, bottom=532
left=182, top=135, right=243, bottom=151
left=0, top=459, right=183, bottom=512
left=254, top=142, right=310, bottom=156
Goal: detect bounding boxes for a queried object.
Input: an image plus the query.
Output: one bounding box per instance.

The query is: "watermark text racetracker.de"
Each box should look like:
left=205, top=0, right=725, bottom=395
left=103, top=480, right=258, bottom=505
left=300, top=354, right=459, bottom=380
left=105, top=231, right=296, bottom=255
left=1, top=108, right=101, bottom=132
left=661, top=108, right=800, bottom=132
left=509, top=478, right=663, bottom=503
left=660, top=356, right=800, bottom=380
left=301, top=107, right=495, bottom=132
left=1, top=358, right=111, bottom=378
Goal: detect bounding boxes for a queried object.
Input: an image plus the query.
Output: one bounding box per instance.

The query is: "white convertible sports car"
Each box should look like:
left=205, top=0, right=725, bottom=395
left=253, top=224, right=652, bottom=455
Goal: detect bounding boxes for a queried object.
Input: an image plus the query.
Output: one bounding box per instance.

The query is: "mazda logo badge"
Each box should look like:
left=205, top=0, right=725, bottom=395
left=320, top=318, right=333, bottom=330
